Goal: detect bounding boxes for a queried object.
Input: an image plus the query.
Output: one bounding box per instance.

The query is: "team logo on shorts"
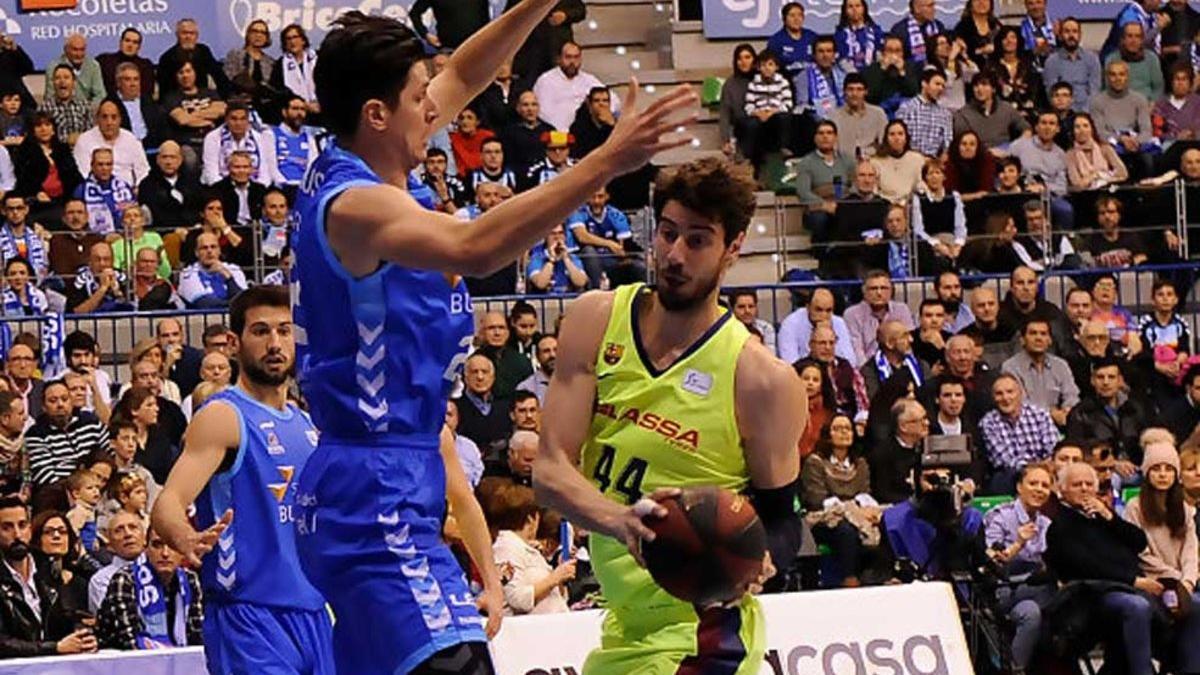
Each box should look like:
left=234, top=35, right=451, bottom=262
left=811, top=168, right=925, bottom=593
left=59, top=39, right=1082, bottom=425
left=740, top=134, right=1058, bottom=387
left=603, top=342, right=625, bottom=365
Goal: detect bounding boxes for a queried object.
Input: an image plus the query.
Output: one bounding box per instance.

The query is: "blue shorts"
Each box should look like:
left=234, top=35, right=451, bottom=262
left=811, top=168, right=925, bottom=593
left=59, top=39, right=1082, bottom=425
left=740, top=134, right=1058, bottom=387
left=294, top=440, right=488, bottom=675
left=202, top=602, right=334, bottom=675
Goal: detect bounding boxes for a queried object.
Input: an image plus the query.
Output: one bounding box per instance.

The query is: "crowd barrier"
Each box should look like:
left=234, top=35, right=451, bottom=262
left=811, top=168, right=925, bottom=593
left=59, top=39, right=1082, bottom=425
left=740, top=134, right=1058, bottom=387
left=0, top=583, right=970, bottom=674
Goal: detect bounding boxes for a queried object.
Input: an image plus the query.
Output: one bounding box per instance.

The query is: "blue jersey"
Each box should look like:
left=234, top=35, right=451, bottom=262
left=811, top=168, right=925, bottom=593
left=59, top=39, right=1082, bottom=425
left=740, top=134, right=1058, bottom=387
left=292, top=143, right=474, bottom=440
left=194, top=387, right=324, bottom=611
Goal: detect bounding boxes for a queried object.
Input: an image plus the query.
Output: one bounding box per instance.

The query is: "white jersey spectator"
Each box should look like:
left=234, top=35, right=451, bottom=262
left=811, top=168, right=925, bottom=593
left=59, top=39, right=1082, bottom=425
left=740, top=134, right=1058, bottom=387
left=73, top=101, right=150, bottom=188
left=531, top=42, right=619, bottom=131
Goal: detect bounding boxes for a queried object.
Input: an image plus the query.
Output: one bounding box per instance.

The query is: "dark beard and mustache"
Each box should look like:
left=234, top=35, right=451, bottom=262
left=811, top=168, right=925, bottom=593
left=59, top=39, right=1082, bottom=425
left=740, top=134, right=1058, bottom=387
left=656, top=266, right=721, bottom=312
left=241, top=357, right=292, bottom=387
left=2, top=540, right=28, bottom=562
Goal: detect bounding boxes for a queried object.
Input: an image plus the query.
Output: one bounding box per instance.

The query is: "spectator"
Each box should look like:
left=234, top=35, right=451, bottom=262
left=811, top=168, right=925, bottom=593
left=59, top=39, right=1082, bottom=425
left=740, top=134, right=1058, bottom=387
left=1020, top=0, right=1057, bottom=60
left=516, top=334, right=556, bottom=405
left=0, top=194, right=48, bottom=281
left=1091, top=60, right=1155, bottom=179
left=1153, top=62, right=1200, bottom=142
left=510, top=392, right=541, bottom=435
left=449, top=107, right=495, bottom=177
left=801, top=413, right=877, bottom=587
left=860, top=319, right=926, bottom=401
left=96, top=28, right=155, bottom=98
left=1141, top=279, right=1192, bottom=376
left=1105, top=23, right=1164, bottom=102
left=861, top=203, right=940, bottom=278
left=835, top=0, right=886, bottom=71
left=498, top=91, right=555, bottom=176
left=95, top=527, right=203, bottom=650
left=74, top=147, right=136, bottom=236
left=765, top=2, right=818, bottom=78
left=178, top=232, right=247, bottom=309
left=1018, top=201, right=1080, bottom=272
left=0, top=34, right=35, bottom=112
left=26, top=381, right=108, bottom=493
left=960, top=211, right=1025, bottom=275
left=979, top=373, right=1057, bottom=493
left=473, top=60, right=531, bottom=132
left=87, top=510, right=143, bottom=614
left=410, top=0, right=490, bottom=50
left=1043, top=18, right=1103, bottom=111
left=0, top=390, right=26, bottom=496
left=111, top=206, right=169, bottom=280
left=566, top=186, right=643, bottom=288
left=444, top=400, right=483, bottom=488
left=43, top=35, right=105, bottom=108
left=137, top=141, right=203, bottom=232
left=12, top=113, right=82, bottom=225
left=63, top=468, right=102, bottom=553
left=106, top=64, right=168, bottom=151
left=156, top=19, right=232, bottom=100
left=728, top=291, right=777, bottom=355
left=155, top=318, right=202, bottom=399
left=213, top=151, right=266, bottom=226
left=527, top=223, right=587, bottom=294
left=911, top=299, right=950, bottom=367
left=422, top=148, right=468, bottom=214
left=936, top=270, right=974, bottom=333
left=62, top=331, right=112, bottom=418
left=926, top=32, right=980, bottom=112
left=795, top=120, right=856, bottom=247
left=1091, top=274, right=1141, bottom=354
left=3, top=258, right=47, bottom=316
left=474, top=311, right=534, bottom=401
left=844, top=158, right=884, bottom=201
left=490, top=482, right=572, bottom=615
left=954, top=0, right=1001, bottom=68
left=1066, top=112, right=1130, bottom=189
left=31, top=509, right=95, bottom=626
left=862, top=36, right=919, bottom=117
left=845, top=270, right=915, bottom=367
left=719, top=44, right=756, bottom=160
left=990, top=26, right=1045, bottom=120
left=38, top=66, right=91, bottom=147
left=1009, top=111, right=1071, bottom=209
left=870, top=120, right=925, bottom=204
left=222, top=19, right=274, bottom=106
left=1045, top=461, right=1175, bottom=675
left=162, top=59, right=227, bottom=166
left=506, top=0, right=586, bottom=82
left=569, top=87, right=615, bottom=159
left=484, top=428, right=538, bottom=488
left=1002, top=318, right=1080, bottom=428
left=741, top=50, right=793, bottom=171
left=796, top=360, right=836, bottom=458
left=796, top=36, right=848, bottom=121
left=911, top=160, right=966, bottom=265
left=962, top=286, right=1019, bottom=363
left=113, top=383, right=179, bottom=486
left=1068, top=357, right=1150, bottom=470
left=4, top=343, right=40, bottom=426
left=997, top=266, right=1073, bottom=351
left=507, top=302, right=541, bottom=362
left=888, top=0, right=946, bottom=63
left=455, top=354, right=513, bottom=457
left=982, top=462, right=1055, bottom=672
left=944, top=130, right=995, bottom=202
left=0, top=496, right=96, bottom=657
left=466, top=140, right=517, bottom=198
left=896, top=68, right=953, bottom=157
left=532, top=42, right=615, bottom=132
left=201, top=103, right=282, bottom=187
left=73, top=101, right=151, bottom=189
left=930, top=375, right=979, bottom=441
left=67, top=242, right=130, bottom=314
left=272, top=95, right=319, bottom=193
left=271, top=24, right=319, bottom=115
left=521, top=131, right=575, bottom=191
left=829, top=73, right=886, bottom=160
left=922, top=334, right=998, bottom=420
left=870, top=398, right=929, bottom=503
left=778, top=287, right=857, bottom=364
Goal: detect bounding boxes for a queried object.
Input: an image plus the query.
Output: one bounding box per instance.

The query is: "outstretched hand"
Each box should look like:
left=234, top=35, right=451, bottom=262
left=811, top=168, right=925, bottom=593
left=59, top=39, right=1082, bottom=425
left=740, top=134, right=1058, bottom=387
left=183, top=508, right=233, bottom=567
left=600, top=79, right=700, bottom=176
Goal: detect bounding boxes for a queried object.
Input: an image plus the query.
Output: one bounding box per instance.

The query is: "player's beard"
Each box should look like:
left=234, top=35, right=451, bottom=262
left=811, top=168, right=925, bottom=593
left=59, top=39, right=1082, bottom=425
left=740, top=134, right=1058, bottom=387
left=656, top=264, right=720, bottom=312
left=242, top=356, right=292, bottom=387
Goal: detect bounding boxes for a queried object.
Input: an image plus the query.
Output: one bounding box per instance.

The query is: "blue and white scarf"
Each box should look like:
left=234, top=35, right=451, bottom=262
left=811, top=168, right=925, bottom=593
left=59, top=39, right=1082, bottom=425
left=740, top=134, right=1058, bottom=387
left=0, top=225, right=48, bottom=280
left=906, top=17, right=937, bottom=63
left=131, top=552, right=191, bottom=650
left=1020, top=16, right=1056, bottom=53
left=273, top=124, right=314, bottom=186
left=80, top=175, right=135, bottom=236
left=282, top=49, right=318, bottom=103
left=887, top=240, right=910, bottom=279
left=839, top=25, right=881, bottom=70
left=806, top=66, right=846, bottom=119
left=219, top=126, right=262, bottom=181
left=875, top=349, right=924, bottom=388
left=1, top=284, right=47, bottom=316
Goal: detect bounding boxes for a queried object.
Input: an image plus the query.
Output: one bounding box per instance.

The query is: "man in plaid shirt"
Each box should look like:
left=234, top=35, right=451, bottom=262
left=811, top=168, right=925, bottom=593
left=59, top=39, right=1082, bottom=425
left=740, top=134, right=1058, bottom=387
left=980, top=373, right=1058, bottom=494
left=896, top=68, right=953, bottom=157
left=38, top=65, right=91, bottom=146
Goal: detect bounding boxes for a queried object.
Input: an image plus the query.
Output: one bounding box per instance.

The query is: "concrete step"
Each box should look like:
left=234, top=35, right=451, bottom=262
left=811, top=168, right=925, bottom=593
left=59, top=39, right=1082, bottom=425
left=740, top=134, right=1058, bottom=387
left=582, top=46, right=665, bottom=84
left=576, top=3, right=666, bottom=48
left=670, top=30, right=765, bottom=73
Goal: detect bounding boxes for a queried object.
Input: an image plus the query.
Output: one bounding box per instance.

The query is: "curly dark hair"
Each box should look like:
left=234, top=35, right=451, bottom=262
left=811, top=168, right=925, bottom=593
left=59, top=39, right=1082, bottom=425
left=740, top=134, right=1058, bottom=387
left=652, top=157, right=756, bottom=246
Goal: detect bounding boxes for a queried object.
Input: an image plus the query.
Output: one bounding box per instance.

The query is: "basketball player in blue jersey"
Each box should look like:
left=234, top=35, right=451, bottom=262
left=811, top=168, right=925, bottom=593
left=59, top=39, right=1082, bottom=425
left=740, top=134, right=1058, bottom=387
left=289, top=4, right=699, bottom=673
left=150, top=287, right=329, bottom=674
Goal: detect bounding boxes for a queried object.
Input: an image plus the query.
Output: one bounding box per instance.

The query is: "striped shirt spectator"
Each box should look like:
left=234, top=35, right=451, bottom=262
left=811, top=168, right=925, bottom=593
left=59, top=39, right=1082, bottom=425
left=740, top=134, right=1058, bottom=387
left=897, top=70, right=953, bottom=156
left=744, top=72, right=793, bottom=115
left=38, top=95, right=91, bottom=145
left=26, top=383, right=109, bottom=488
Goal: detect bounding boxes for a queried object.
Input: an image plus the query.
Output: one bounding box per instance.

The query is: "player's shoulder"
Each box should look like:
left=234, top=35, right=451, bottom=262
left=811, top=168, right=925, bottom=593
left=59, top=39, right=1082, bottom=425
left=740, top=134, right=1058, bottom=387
left=187, top=396, right=243, bottom=443
left=735, top=339, right=799, bottom=398
left=558, top=290, right=619, bottom=359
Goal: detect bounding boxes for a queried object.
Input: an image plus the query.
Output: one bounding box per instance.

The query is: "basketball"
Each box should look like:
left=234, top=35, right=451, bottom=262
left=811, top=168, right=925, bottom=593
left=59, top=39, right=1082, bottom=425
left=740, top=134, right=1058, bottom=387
left=641, top=486, right=767, bottom=606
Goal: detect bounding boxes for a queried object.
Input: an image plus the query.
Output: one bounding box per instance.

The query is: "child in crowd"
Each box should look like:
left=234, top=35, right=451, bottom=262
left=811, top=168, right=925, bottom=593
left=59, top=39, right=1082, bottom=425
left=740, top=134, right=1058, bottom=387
left=98, top=473, right=150, bottom=537
left=742, top=50, right=794, bottom=168
left=64, top=468, right=103, bottom=553
left=108, top=419, right=160, bottom=505
left=0, top=88, right=28, bottom=147
left=1140, top=278, right=1193, bottom=361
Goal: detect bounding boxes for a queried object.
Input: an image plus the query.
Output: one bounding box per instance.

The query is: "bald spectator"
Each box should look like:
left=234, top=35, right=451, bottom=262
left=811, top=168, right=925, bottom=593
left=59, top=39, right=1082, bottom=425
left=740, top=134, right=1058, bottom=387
left=74, top=148, right=135, bottom=235
left=132, top=248, right=179, bottom=311
left=499, top=91, right=556, bottom=176
left=997, top=266, right=1073, bottom=354
left=5, top=343, right=42, bottom=421
left=25, top=380, right=109, bottom=492
left=531, top=42, right=618, bottom=132
left=67, top=242, right=130, bottom=314
left=38, top=66, right=91, bottom=147
left=156, top=318, right=203, bottom=399
left=844, top=270, right=915, bottom=367
left=475, top=311, right=534, bottom=400
left=960, top=287, right=1018, bottom=369
left=871, top=398, right=930, bottom=504
left=156, top=19, right=232, bottom=100
left=778, top=288, right=857, bottom=364
left=861, top=320, right=927, bottom=401
left=49, top=199, right=102, bottom=277
left=979, top=373, right=1058, bottom=493
left=1002, top=319, right=1080, bottom=428
left=73, top=101, right=150, bottom=189
left=178, top=233, right=246, bottom=308
left=1090, top=60, right=1155, bottom=179
left=181, top=352, right=231, bottom=420
left=138, top=141, right=204, bottom=230
left=455, top=354, right=513, bottom=457
left=921, top=334, right=999, bottom=422
left=43, top=35, right=105, bottom=108
left=484, top=429, right=538, bottom=488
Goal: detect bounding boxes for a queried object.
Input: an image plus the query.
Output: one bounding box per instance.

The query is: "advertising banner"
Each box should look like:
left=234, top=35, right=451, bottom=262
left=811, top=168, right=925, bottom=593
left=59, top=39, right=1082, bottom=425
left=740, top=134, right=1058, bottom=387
left=700, top=0, right=967, bottom=39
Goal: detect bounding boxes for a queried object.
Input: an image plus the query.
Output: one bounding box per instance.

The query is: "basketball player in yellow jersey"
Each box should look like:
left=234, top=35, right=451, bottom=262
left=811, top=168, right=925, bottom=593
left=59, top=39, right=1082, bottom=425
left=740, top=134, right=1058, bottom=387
left=535, top=157, right=806, bottom=674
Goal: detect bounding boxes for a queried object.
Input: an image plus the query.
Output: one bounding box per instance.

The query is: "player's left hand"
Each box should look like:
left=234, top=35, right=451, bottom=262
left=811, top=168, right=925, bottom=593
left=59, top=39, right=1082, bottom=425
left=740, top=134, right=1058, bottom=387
left=477, top=582, right=504, bottom=639
left=747, top=551, right=775, bottom=596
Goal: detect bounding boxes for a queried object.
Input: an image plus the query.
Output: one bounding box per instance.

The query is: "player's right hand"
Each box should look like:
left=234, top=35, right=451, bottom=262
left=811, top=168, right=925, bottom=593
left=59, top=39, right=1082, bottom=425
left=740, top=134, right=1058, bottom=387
left=599, top=80, right=699, bottom=176
left=623, top=487, right=681, bottom=566
left=183, top=508, right=233, bottom=567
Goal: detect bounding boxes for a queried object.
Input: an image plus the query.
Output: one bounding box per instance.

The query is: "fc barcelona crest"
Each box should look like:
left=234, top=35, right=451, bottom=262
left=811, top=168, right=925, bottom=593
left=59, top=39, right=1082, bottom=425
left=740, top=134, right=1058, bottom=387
left=603, top=342, right=624, bottom=365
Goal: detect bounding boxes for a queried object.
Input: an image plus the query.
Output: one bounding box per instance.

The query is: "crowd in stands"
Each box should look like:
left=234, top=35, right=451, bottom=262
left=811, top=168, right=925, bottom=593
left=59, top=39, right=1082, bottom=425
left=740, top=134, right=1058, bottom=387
left=0, top=2, right=1200, bottom=674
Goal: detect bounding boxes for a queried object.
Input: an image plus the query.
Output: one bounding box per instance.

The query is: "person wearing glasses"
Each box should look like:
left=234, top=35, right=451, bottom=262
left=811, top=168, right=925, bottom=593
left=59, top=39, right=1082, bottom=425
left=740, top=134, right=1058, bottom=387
left=222, top=19, right=275, bottom=103
left=870, top=397, right=930, bottom=504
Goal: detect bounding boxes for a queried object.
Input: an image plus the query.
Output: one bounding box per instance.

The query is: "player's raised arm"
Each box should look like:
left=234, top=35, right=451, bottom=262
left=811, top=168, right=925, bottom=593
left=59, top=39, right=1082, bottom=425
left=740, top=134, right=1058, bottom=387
left=735, top=343, right=806, bottom=581
left=336, top=82, right=699, bottom=277
left=534, top=292, right=666, bottom=549
left=151, top=401, right=238, bottom=567
left=427, top=0, right=560, bottom=129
